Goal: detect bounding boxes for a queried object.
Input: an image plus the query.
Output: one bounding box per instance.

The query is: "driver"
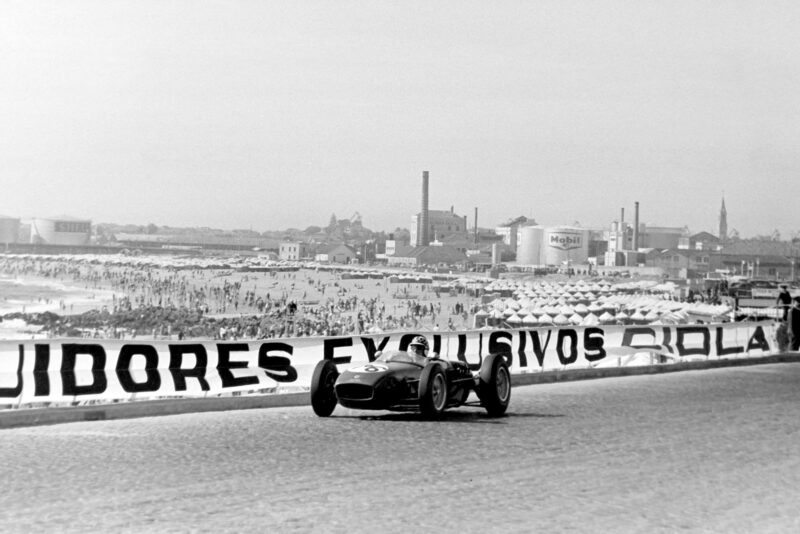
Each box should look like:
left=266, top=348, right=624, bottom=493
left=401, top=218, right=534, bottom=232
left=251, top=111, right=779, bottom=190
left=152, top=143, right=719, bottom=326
left=408, top=336, right=430, bottom=359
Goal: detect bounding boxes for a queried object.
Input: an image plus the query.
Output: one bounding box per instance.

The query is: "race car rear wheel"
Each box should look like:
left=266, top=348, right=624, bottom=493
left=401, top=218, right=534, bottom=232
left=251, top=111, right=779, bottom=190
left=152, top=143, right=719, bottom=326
left=310, top=359, right=339, bottom=417
left=478, top=353, right=511, bottom=417
left=419, top=363, right=448, bottom=417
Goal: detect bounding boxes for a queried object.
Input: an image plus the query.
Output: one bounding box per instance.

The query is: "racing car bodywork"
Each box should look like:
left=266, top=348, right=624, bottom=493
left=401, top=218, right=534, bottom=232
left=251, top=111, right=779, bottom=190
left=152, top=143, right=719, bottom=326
left=310, top=350, right=511, bottom=418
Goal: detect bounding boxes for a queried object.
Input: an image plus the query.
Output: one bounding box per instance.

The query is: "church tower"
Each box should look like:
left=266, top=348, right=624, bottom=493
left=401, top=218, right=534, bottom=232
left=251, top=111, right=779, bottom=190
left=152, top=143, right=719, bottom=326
left=719, top=196, right=728, bottom=242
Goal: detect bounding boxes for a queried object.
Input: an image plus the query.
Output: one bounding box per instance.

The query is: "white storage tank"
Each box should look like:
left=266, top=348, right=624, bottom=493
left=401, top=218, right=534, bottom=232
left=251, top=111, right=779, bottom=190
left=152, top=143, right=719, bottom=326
left=30, top=217, right=91, bottom=245
left=543, top=226, right=589, bottom=265
left=517, top=226, right=544, bottom=265
left=0, top=216, right=20, bottom=243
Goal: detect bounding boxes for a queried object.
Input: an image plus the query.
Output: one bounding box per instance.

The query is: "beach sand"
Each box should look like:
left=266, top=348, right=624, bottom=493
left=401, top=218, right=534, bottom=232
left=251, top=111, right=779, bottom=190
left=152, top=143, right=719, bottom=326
left=0, top=265, right=482, bottom=340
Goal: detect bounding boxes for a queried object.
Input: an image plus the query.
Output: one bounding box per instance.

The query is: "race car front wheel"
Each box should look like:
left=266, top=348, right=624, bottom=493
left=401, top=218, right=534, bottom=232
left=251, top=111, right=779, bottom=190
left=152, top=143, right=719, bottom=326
left=478, top=353, right=511, bottom=417
left=419, top=363, right=448, bottom=417
left=310, top=359, right=339, bottom=417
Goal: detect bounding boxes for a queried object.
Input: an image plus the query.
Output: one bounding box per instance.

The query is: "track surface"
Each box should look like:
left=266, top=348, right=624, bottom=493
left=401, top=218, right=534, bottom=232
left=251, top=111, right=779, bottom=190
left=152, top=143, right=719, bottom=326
left=1, top=363, right=799, bottom=533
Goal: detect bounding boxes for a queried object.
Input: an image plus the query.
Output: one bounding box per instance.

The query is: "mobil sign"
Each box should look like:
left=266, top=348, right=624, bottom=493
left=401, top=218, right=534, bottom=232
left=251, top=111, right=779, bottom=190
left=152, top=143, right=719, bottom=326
left=543, top=227, right=589, bottom=264
left=549, top=232, right=582, bottom=250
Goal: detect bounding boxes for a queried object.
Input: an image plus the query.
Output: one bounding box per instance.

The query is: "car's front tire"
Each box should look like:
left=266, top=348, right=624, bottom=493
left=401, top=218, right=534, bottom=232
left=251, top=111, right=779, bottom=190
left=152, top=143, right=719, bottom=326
left=310, top=359, right=339, bottom=417
left=477, top=353, right=511, bottom=417
left=419, top=363, right=448, bottom=417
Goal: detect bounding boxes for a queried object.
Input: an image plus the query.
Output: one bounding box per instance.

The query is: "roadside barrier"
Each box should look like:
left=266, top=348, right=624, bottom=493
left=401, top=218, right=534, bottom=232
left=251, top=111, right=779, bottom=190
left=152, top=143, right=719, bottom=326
left=0, top=321, right=780, bottom=425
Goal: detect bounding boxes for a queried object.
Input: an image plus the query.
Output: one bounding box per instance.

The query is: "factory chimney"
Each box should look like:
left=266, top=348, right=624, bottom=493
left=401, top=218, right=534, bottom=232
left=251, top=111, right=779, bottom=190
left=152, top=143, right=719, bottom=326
left=419, top=171, right=430, bottom=246
left=633, top=201, right=640, bottom=251
left=474, top=207, right=478, bottom=244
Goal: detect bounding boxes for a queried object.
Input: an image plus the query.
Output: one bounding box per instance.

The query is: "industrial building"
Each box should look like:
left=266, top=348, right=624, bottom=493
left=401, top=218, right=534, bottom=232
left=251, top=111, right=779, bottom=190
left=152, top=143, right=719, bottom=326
left=386, top=245, right=467, bottom=267
left=410, top=209, right=468, bottom=245
left=516, top=226, right=590, bottom=266
left=30, top=216, right=91, bottom=246
left=279, top=242, right=307, bottom=261
left=314, top=244, right=356, bottom=264
left=409, top=171, right=469, bottom=246
left=0, top=215, right=20, bottom=244
left=640, top=226, right=687, bottom=249
left=495, top=216, right=537, bottom=251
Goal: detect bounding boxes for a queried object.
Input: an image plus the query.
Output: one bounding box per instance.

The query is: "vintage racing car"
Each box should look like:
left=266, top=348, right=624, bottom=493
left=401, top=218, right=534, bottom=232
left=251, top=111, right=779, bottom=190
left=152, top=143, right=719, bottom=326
left=310, top=350, right=511, bottom=418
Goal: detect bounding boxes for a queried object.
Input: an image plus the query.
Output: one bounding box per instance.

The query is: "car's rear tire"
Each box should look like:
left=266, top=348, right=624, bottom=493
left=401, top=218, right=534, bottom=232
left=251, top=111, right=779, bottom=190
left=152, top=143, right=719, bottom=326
left=477, top=353, right=511, bottom=417
left=310, top=360, right=339, bottom=417
left=419, top=363, right=448, bottom=417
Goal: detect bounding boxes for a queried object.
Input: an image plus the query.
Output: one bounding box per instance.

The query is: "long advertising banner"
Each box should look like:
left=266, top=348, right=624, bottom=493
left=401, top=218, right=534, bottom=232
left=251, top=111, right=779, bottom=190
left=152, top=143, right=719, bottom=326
left=0, top=322, right=776, bottom=405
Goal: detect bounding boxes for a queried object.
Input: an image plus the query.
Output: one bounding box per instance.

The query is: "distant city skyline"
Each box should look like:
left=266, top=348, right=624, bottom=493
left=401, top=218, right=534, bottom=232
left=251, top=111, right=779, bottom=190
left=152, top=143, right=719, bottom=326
left=0, top=196, right=748, bottom=240
left=2, top=2, right=799, bottom=238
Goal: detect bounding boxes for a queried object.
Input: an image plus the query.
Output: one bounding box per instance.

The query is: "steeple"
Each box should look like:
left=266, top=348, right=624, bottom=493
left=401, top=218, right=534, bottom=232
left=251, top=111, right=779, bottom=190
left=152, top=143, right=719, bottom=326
left=719, top=195, right=728, bottom=242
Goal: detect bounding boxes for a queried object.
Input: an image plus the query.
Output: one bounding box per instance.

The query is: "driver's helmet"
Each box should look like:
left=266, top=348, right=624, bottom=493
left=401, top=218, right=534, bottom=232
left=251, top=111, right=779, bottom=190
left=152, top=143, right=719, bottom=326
left=408, top=336, right=429, bottom=356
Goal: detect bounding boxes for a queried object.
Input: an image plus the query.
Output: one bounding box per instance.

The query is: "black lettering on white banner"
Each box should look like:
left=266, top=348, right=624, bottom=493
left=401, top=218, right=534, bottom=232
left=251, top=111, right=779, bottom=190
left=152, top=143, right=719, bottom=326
left=168, top=344, right=210, bottom=391
left=117, top=344, right=161, bottom=392
left=360, top=336, right=390, bottom=362
left=584, top=327, right=606, bottom=362
left=323, top=337, right=353, bottom=364
left=715, top=327, right=744, bottom=356
left=34, top=344, right=51, bottom=396
left=676, top=327, right=710, bottom=357
left=746, top=326, right=770, bottom=352
left=257, top=342, right=298, bottom=383
left=0, top=345, right=23, bottom=398
left=527, top=330, right=551, bottom=368
left=218, top=343, right=259, bottom=388
left=61, top=344, right=107, bottom=396
left=557, top=329, right=578, bottom=365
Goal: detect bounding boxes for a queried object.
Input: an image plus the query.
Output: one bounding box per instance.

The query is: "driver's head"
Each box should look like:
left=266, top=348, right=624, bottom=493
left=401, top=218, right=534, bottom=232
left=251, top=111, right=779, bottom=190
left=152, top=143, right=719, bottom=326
left=408, top=336, right=429, bottom=357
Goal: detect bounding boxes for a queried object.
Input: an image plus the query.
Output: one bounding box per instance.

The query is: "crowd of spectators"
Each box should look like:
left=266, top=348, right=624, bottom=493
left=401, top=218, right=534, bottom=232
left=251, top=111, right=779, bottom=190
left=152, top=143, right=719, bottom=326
left=1, top=256, right=479, bottom=339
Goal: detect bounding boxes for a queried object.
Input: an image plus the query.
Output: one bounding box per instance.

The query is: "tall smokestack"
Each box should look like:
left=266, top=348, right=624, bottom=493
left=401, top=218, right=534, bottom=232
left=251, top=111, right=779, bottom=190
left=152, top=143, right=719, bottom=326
left=620, top=207, right=625, bottom=224
left=474, top=207, right=478, bottom=244
left=420, top=171, right=429, bottom=246
left=633, top=201, right=640, bottom=251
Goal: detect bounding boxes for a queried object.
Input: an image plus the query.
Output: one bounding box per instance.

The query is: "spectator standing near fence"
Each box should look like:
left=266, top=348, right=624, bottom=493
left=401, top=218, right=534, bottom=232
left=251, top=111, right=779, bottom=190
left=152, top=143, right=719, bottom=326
left=776, top=285, right=792, bottom=321
left=788, top=297, right=800, bottom=351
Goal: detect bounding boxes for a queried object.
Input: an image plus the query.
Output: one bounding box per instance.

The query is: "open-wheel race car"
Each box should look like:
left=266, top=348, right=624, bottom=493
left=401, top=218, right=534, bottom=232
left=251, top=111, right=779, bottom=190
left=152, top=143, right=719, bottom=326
left=310, top=349, right=511, bottom=418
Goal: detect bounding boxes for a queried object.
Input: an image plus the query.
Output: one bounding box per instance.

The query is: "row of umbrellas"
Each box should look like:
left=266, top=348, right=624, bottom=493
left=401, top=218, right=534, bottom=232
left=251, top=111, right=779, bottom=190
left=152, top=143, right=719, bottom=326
left=477, top=281, right=733, bottom=326
left=480, top=309, right=684, bottom=326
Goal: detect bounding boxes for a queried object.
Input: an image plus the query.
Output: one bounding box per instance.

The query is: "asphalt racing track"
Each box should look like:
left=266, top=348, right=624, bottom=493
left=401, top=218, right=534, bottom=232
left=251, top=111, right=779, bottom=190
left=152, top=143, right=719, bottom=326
left=1, top=363, right=799, bottom=533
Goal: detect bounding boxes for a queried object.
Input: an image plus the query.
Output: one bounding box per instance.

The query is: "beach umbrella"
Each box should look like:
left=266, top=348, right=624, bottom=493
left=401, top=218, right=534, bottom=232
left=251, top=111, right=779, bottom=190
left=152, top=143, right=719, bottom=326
left=601, top=302, right=619, bottom=313
left=539, top=313, right=554, bottom=325
left=630, top=310, right=646, bottom=323
left=574, top=303, right=589, bottom=315
left=599, top=311, right=615, bottom=324
left=644, top=310, right=661, bottom=322
left=553, top=314, right=569, bottom=325
left=506, top=313, right=522, bottom=324
left=559, top=305, right=575, bottom=316
left=569, top=313, right=583, bottom=325
left=587, top=302, right=603, bottom=314
left=581, top=313, right=600, bottom=326
left=522, top=313, right=538, bottom=325
left=544, top=305, right=560, bottom=315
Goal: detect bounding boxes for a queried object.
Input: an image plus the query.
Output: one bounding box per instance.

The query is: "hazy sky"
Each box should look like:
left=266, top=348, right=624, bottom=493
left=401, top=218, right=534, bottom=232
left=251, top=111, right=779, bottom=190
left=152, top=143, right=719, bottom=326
left=2, top=1, right=799, bottom=237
